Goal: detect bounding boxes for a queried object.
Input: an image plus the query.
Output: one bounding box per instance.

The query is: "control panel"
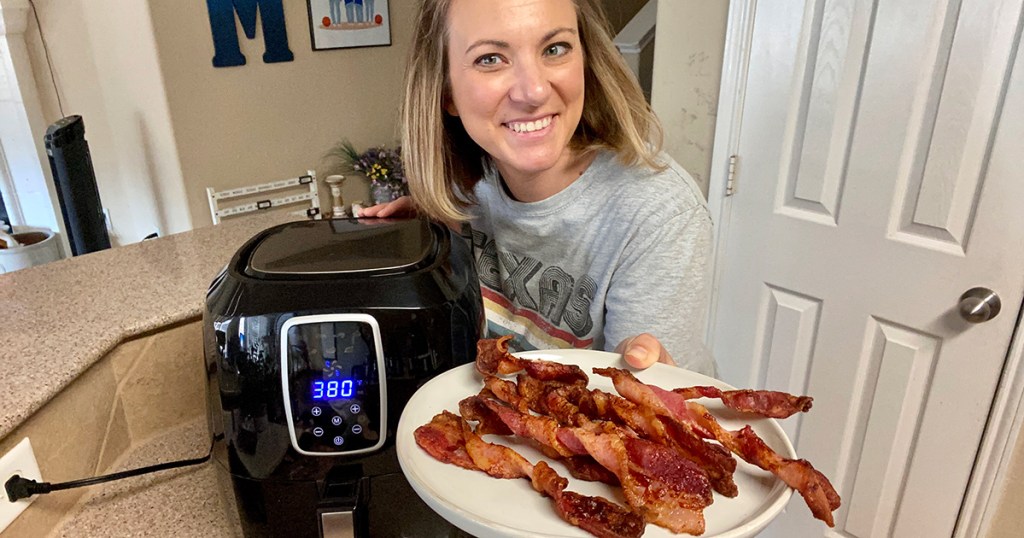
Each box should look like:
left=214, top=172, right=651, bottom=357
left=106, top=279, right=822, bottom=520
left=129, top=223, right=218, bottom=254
left=280, top=314, right=387, bottom=456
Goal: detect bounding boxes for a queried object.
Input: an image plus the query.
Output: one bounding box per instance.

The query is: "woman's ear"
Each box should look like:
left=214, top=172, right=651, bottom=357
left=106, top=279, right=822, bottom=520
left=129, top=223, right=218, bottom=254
left=444, top=97, right=459, bottom=117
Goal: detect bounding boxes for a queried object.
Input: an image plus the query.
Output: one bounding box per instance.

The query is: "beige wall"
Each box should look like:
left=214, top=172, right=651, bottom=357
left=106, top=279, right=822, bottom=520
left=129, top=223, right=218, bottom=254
left=988, top=431, right=1024, bottom=537
left=651, top=0, right=729, bottom=196
left=986, top=329, right=1024, bottom=537
left=24, top=0, right=414, bottom=241
left=150, top=0, right=415, bottom=227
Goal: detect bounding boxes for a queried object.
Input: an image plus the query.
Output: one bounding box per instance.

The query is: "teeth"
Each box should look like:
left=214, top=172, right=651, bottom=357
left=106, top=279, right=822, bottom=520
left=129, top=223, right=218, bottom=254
left=508, top=116, right=552, bottom=133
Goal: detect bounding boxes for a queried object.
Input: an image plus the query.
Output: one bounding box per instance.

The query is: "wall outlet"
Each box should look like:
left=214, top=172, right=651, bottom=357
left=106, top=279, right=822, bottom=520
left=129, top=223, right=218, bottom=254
left=0, top=438, right=42, bottom=532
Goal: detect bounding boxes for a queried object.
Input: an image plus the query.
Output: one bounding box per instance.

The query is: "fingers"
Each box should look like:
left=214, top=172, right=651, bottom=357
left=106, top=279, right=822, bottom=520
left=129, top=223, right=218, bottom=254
left=375, top=200, right=401, bottom=217
left=356, top=205, right=380, bottom=217
left=357, top=202, right=393, bottom=217
left=615, top=333, right=676, bottom=370
left=357, top=196, right=415, bottom=218
left=368, top=204, right=392, bottom=217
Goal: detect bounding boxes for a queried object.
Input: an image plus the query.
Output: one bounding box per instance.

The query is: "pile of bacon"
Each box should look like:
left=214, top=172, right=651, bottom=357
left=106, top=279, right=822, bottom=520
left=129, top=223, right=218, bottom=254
left=414, top=337, right=840, bottom=537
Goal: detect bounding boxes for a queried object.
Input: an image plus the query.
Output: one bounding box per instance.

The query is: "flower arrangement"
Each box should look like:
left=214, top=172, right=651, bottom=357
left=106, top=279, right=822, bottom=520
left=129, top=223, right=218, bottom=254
left=326, top=140, right=408, bottom=204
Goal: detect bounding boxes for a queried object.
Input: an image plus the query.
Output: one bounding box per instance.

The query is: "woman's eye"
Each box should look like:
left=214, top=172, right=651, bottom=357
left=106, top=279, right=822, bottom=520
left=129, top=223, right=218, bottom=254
left=544, top=43, right=572, bottom=57
left=475, top=54, right=503, bottom=67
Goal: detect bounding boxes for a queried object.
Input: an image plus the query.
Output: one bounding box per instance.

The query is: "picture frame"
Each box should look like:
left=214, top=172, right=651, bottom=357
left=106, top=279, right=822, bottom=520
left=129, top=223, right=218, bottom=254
left=306, top=0, right=392, bottom=50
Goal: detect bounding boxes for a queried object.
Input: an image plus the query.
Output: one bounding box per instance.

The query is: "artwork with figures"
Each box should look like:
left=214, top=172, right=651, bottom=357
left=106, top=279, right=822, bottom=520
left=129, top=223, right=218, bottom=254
left=306, top=0, right=391, bottom=50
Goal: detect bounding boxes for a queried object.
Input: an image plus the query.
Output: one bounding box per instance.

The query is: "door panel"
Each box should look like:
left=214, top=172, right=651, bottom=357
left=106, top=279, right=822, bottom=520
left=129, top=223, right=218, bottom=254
left=754, top=285, right=822, bottom=442
left=844, top=319, right=938, bottom=538
left=777, top=0, right=868, bottom=224
left=710, top=0, right=1024, bottom=536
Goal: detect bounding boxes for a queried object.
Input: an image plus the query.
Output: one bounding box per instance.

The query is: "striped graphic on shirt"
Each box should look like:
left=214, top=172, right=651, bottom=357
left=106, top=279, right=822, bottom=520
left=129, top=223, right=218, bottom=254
left=482, top=286, right=595, bottom=350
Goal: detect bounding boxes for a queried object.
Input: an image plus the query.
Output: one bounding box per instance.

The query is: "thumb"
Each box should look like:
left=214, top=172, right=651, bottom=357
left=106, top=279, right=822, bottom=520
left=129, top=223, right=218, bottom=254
left=616, top=333, right=676, bottom=369
left=625, top=343, right=657, bottom=369
left=616, top=334, right=661, bottom=369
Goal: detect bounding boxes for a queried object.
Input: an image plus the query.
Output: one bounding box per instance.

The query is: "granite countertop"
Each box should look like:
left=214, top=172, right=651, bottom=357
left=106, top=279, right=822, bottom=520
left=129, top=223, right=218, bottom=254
left=0, top=213, right=295, bottom=439
left=51, top=417, right=241, bottom=537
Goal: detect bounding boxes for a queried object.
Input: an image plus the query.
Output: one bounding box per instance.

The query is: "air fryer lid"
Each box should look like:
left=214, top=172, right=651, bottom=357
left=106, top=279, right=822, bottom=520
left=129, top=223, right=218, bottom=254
left=245, top=218, right=436, bottom=277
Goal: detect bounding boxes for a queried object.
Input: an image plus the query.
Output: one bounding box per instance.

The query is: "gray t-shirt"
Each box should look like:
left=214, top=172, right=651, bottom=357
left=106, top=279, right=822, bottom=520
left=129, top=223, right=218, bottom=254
left=468, top=149, right=716, bottom=376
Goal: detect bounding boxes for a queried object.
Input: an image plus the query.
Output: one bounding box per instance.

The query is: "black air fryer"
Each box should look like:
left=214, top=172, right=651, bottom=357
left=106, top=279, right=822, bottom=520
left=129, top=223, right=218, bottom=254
left=204, top=218, right=482, bottom=538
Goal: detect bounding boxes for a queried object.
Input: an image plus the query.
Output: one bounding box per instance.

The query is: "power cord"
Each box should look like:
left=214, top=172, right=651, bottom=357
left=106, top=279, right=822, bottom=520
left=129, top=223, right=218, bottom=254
left=4, top=438, right=215, bottom=503
left=27, top=0, right=65, bottom=117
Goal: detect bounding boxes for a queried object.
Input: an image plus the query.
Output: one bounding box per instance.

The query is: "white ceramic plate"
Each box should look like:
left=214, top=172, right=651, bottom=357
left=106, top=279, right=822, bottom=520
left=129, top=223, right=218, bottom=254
left=396, top=349, right=796, bottom=537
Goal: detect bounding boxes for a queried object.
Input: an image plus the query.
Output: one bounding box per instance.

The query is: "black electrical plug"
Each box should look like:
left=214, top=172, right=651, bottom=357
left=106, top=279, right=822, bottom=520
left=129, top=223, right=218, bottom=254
left=5, top=474, right=49, bottom=502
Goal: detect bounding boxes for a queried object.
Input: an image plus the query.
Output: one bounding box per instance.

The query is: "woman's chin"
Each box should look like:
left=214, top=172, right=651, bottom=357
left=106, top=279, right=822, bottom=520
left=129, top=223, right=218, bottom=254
left=496, top=152, right=568, bottom=178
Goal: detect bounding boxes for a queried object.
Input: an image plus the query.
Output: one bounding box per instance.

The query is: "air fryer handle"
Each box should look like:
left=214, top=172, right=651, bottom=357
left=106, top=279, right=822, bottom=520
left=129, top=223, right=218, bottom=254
left=318, top=473, right=369, bottom=537
left=319, top=510, right=355, bottom=538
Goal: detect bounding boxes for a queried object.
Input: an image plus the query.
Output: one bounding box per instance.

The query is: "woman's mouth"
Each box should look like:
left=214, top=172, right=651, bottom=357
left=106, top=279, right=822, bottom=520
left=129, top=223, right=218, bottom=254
left=505, top=115, right=554, bottom=134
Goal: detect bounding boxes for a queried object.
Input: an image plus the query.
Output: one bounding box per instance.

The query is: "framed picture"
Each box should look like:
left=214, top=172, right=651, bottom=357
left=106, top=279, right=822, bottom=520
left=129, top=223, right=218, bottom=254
left=306, top=0, right=392, bottom=50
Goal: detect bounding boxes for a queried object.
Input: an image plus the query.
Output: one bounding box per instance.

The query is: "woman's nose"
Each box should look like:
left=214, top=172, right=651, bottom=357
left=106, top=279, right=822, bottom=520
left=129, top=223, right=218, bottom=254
left=508, top=60, right=551, bottom=106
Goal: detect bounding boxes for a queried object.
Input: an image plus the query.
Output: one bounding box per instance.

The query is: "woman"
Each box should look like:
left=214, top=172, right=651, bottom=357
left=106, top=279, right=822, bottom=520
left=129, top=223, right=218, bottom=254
left=362, top=0, right=715, bottom=375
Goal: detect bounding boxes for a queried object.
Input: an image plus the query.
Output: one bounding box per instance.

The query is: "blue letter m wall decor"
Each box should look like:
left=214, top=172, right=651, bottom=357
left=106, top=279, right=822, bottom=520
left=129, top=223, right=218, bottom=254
left=207, top=0, right=294, bottom=67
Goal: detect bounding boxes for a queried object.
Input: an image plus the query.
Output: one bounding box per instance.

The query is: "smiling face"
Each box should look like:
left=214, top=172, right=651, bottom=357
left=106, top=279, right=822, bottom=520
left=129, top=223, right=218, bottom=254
left=445, top=0, right=586, bottom=200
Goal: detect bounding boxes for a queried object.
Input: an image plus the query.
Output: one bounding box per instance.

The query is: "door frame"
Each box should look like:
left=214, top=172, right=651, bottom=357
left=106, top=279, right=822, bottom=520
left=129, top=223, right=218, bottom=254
left=704, top=1, right=1024, bottom=535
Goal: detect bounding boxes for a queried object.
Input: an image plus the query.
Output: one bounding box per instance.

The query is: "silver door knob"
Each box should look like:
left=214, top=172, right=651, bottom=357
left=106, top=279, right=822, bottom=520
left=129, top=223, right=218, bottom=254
left=959, top=287, right=1001, bottom=323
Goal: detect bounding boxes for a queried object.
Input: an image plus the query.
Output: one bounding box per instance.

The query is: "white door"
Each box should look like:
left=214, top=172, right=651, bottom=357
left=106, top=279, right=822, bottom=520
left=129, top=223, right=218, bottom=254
left=707, top=0, right=1024, bottom=536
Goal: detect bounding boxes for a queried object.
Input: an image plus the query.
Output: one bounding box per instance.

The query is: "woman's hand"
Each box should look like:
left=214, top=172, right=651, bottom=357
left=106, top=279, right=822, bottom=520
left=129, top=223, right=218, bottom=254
left=357, top=195, right=416, bottom=218
left=615, top=333, right=676, bottom=369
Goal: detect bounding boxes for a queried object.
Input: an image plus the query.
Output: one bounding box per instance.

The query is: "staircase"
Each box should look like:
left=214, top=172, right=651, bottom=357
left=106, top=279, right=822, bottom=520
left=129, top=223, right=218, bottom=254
left=613, top=0, right=657, bottom=102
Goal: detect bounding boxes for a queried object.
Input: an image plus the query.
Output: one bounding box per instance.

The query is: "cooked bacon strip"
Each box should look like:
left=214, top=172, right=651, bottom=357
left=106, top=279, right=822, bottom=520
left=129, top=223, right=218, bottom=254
left=417, top=410, right=646, bottom=538
left=482, top=396, right=584, bottom=457
left=574, top=430, right=709, bottom=535
left=510, top=460, right=643, bottom=538
left=594, top=367, right=841, bottom=527
left=461, top=417, right=535, bottom=478
left=483, top=376, right=598, bottom=453
left=548, top=385, right=740, bottom=498
left=543, top=384, right=594, bottom=427
left=593, top=368, right=713, bottom=438
left=464, top=389, right=619, bottom=485
left=686, top=401, right=841, bottom=527
left=532, top=462, right=644, bottom=538
left=483, top=375, right=529, bottom=412
left=660, top=419, right=738, bottom=498
left=517, top=373, right=560, bottom=414
left=459, top=394, right=513, bottom=436
left=673, top=386, right=813, bottom=419
left=477, top=336, right=589, bottom=385
left=475, top=335, right=513, bottom=376
left=413, top=411, right=476, bottom=470
left=482, top=396, right=712, bottom=535
left=562, top=455, right=621, bottom=486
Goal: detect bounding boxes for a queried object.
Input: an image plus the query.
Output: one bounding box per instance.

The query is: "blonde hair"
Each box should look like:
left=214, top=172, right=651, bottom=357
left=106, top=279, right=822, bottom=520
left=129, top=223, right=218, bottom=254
left=401, top=0, right=664, bottom=224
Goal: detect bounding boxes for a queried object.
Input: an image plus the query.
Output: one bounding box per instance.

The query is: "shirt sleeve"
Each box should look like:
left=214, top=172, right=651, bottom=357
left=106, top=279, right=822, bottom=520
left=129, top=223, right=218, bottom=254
left=602, top=204, right=717, bottom=376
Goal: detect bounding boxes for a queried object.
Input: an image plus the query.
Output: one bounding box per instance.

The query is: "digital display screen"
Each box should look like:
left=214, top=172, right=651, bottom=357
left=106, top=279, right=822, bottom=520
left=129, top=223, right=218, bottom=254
left=288, top=323, right=377, bottom=404
left=312, top=378, right=355, bottom=400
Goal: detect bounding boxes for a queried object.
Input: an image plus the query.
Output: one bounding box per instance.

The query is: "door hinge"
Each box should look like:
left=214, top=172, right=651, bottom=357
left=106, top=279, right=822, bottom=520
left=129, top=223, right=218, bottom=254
left=726, top=155, right=738, bottom=196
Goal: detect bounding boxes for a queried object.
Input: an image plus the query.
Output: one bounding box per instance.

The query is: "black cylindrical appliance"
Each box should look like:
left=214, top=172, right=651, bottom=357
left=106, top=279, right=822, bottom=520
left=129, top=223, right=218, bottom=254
left=44, top=115, right=111, bottom=255
left=204, top=217, right=482, bottom=537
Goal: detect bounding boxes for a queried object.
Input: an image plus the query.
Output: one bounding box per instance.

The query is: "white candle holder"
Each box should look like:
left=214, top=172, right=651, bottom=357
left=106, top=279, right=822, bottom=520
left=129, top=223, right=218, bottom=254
left=325, top=175, right=347, bottom=217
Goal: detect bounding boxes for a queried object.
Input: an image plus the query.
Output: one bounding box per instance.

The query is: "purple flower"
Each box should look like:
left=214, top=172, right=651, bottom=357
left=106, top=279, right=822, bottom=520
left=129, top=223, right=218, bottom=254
left=331, top=140, right=406, bottom=197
